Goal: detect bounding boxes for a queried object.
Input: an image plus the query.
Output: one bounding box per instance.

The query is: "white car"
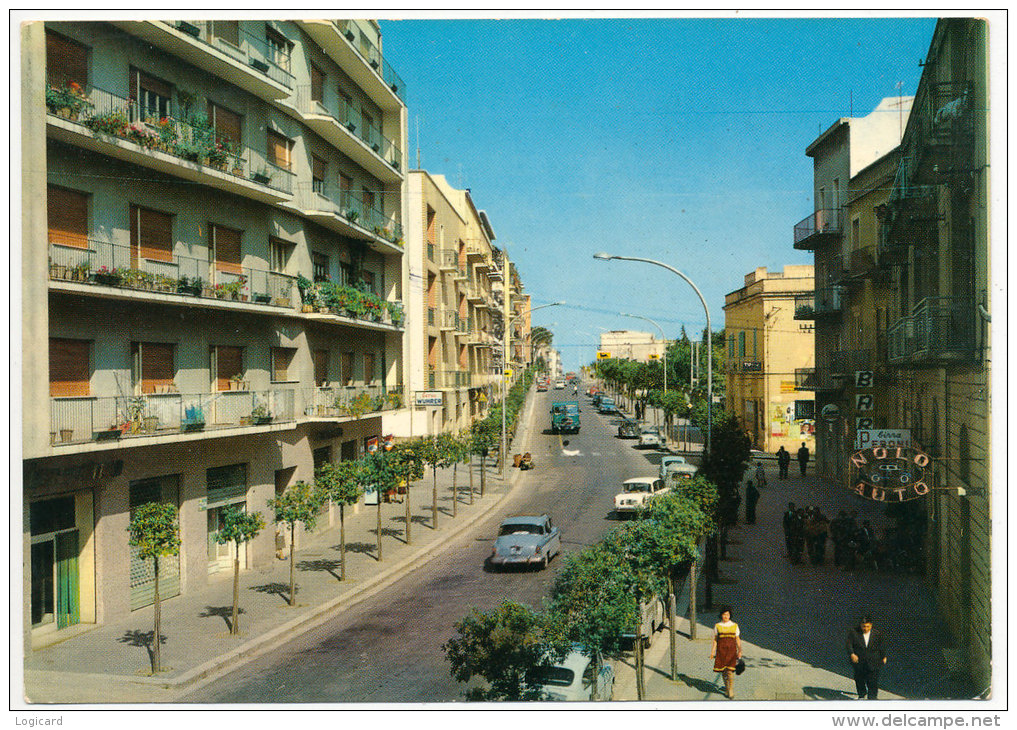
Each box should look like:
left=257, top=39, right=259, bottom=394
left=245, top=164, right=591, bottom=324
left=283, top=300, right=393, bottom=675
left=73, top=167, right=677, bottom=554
left=531, top=649, right=615, bottom=701
left=637, top=426, right=663, bottom=449
left=554, top=379, right=566, bottom=389
left=660, top=455, right=698, bottom=481
left=614, top=476, right=669, bottom=516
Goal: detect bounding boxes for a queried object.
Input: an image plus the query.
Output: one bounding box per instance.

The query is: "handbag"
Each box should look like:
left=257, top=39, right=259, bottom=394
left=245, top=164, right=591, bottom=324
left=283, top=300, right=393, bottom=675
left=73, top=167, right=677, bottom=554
left=735, top=658, right=746, bottom=675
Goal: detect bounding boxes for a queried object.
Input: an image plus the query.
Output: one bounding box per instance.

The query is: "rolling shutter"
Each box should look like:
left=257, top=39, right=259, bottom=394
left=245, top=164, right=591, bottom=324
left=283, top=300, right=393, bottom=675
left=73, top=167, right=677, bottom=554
left=130, top=205, right=173, bottom=263
left=206, top=464, right=247, bottom=507
left=310, top=64, right=324, bottom=102
left=139, top=342, right=175, bottom=394
left=214, top=346, right=243, bottom=391
left=49, top=339, right=90, bottom=397
left=314, top=349, right=329, bottom=386
left=208, top=102, right=242, bottom=145
left=312, top=155, right=327, bottom=184
left=340, top=352, right=354, bottom=386
left=267, top=130, right=291, bottom=170
left=48, top=186, right=89, bottom=249
left=212, top=225, right=243, bottom=274
left=212, top=20, right=240, bottom=47
left=129, top=477, right=181, bottom=610
left=272, top=348, right=296, bottom=382
left=364, top=353, right=375, bottom=385
left=46, top=31, right=88, bottom=88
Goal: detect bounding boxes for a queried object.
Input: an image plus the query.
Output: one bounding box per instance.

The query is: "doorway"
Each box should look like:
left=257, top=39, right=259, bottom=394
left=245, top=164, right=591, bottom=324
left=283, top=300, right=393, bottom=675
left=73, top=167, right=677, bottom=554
left=30, top=496, right=79, bottom=631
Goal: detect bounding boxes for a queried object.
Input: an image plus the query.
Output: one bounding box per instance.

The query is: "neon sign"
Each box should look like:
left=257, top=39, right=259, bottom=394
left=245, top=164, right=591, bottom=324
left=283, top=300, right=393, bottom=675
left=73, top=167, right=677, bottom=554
left=848, top=446, right=933, bottom=502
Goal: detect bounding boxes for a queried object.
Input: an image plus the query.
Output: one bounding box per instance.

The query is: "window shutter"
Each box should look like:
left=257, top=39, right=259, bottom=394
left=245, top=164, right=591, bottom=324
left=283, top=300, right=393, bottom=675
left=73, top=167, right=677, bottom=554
left=364, top=353, right=375, bottom=385
left=215, top=346, right=243, bottom=391
left=132, top=205, right=174, bottom=262
left=206, top=464, right=247, bottom=507
left=212, top=20, right=240, bottom=47
left=272, top=348, right=295, bottom=382
left=49, top=339, right=90, bottom=397
left=340, top=352, right=354, bottom=386
left=208, top=102, right=242, bottom=145
left=140, top=343, right=175, bottom=393
left=46, top=31, right=88, bottom=89
left=137, top=72, right=172, bottom=99
left=310, top=64, right=324, bottom=102
left=312, top=155, right=327, bottom=182
left=314, top=350, right=328, bottom=386
left=267, top=130, right=291, bottom=169
left=48, top=186, right=89, bottom=249
left=212, top=225, right=243, bottom=274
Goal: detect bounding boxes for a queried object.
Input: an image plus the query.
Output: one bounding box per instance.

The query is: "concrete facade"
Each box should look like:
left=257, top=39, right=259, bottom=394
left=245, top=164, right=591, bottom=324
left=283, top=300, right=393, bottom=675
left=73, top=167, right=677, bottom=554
left=24, top=19, right=408, bottom=646
left=723, top=265, right=816, bottom=453
left=598, top=330, right=666, bottom=363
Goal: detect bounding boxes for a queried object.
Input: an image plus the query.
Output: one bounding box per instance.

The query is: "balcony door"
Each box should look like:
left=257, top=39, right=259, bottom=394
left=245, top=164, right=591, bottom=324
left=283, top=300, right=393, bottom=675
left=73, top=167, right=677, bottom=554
left=129, top=205, right=173, bottom=270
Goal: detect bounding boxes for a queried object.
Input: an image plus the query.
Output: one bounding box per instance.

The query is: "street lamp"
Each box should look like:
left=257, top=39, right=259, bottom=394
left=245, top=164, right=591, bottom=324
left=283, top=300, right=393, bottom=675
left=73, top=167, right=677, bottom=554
left=595, top=253, right=712, bottom=454
left=501, top=301, right=564, bottom=474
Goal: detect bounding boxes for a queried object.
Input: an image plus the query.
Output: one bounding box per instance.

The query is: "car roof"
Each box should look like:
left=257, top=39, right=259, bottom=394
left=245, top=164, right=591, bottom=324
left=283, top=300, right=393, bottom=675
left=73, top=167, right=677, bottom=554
left=500, top=514, right=548, bottom=526
left=661, top=455, right=686, bottom=463
left=624, top=476, right=658, bottom=484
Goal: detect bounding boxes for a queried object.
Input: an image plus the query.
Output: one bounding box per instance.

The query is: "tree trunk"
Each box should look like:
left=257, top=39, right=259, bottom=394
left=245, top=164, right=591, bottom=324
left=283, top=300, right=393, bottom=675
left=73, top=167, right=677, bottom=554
left=376, top=497, right=383, bottom=561
left=289, top=523, right=296, bottom=606
left=480, top=455, right=486, bottom=497
left=404, top=481, right=412, bottom=545
left=590, top=652, right=601, bottom=701
left=689, top=559, right=698, bottom=640
left=152, top=557, right=161, bottom=673
left=452, top=462, right=458, bottom=518
left=232, top=543, right=240, bottom=634
left=340, top=505, right=347, bottom=580
left=668, top=577, right=677, bottom=681
left=432, top=466, right=438, bottom=529
left=635, top=632, right=645, bottom=700
left=468, top=454, right=474, bottom=504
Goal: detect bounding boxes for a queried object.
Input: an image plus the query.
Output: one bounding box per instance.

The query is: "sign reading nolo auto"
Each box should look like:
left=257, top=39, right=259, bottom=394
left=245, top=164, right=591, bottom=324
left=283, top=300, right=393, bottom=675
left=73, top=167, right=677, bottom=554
left=849, top=445, right=932, bottom=502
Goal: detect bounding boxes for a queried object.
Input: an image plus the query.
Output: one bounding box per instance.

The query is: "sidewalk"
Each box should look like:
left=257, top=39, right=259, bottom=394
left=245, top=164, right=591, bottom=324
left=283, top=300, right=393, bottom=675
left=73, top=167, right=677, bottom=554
left=24, top=391, right=541, bottom=704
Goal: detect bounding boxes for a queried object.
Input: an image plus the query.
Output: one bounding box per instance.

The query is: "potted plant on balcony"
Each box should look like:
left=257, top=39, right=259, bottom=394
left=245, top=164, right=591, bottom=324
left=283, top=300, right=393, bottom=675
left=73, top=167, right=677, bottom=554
left=176, top=21, right=201, bottom=37
left=45, top=82, right=92, bottom=120
left=60, top=428, right=74, bottom=443
left=387, top=390, right=403, bottom=409
left=93, top=266, right=122, bottom=287
left=250, top=58, right=270, bottom=73
left=251, top=403, right=273, bottom=425
left=177, top=276, right=203, bottom=296
left=343, top=209, right=360, bottom=224
left=251, top=168, right=273, bottom=185
left=143, top=414, right=159, bottom=433
left=387, top=301, right=404, bottom=326
left=229, top=373, right=246, bottom=391
left=71, top=261, right=91, bottom=282
left=253, top=291, right=272, bottom=304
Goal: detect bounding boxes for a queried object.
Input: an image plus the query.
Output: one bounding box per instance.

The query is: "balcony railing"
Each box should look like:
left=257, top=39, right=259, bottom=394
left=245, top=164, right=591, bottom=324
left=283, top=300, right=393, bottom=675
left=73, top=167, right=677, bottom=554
left=48, top=237, right=296, bottom=308
left=304, top=384, right=402, bottom=417
left=438, top=249, right=458, bottom=271
left=793, top=208, right=842, bottom=249
left=440, top=308, right=459, bottom=330
left=332, top=21, right=407, bottom=102
left=912, top=80, right=974, bottom=152
left=793, top=287, right=843, bottom=320
left=443, top=370, right=472, bottom=389
left=50, top=389, right=296, bottom=445
left=292, top=183, right=403, bottom=245
left=887, top=297, right=976, bottom=365
left=175, top=21, right=295, bottom=88
left=46, top=84, right=293, bottom=195
left=292, top=85, right=402, bottom=171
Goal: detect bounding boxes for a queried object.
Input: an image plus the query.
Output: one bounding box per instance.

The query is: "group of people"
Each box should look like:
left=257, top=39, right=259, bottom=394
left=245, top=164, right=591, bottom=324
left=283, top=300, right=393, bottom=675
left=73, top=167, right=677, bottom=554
left=783, top=503, right=882, bottom=569
left=775, top=443, right=811, bottom=479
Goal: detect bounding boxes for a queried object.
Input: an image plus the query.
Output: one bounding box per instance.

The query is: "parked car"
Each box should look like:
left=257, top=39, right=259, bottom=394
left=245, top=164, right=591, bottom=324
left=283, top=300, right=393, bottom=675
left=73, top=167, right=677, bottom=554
left=621, top=597, right=666, bottom=649
left=617, top=418, right=640, bottom=439
left=554, top=379, right=566, bottom=390
left=537, top=381, right=548, bottom=392
left=637, top=426, right=663, bottom=449
left=530, top=648, right=615, bottom=701
left=591, top=393, right=603, bottom=407
left=489, top=514, right=561, bottom=570
left=597, top=397, right=617, bottom=414
left=613, top=476, right=669, bottom=516
left=658, top=455, right=687, bottom=479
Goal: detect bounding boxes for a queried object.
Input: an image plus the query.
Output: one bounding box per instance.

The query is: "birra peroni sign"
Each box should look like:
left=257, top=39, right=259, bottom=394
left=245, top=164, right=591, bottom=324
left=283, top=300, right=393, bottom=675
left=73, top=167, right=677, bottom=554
left=849, top=446, right=933, bottom=502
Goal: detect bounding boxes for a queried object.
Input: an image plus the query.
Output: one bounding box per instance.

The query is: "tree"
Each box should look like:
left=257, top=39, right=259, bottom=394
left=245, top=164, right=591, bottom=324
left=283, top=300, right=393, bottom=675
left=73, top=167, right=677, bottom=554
left=389, top=439, right=425, bottom=544
left=696, top=410, right=752, bottom=527
left=267, top=480, right=322, bottom=606
left=127, top=501, right=180, bottom=673
left=470, top=418, right=498, bottom=497
left=215, top=507, right=265, bottom=634
left=442, top=601, right=566, bottom=701
left=421, top=434, right=454, bottom=529
left=448, top=431, right=471, bottom=516
left=315, top=461, right=363, bottom=579
left=357, top=450, right=407, bottom=560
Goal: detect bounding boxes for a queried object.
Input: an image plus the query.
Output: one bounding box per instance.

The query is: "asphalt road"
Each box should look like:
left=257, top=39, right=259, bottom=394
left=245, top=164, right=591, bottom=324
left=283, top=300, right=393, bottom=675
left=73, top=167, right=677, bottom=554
left=181, top=388, right=667, bottom=703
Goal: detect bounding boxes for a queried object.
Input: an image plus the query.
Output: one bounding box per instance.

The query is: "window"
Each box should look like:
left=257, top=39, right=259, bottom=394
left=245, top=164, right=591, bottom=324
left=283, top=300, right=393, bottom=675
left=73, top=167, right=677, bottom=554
left=207, top=102, right=242, bottom=146
left=337, top=86, right=354, bottom=123
left=267, top=129, right=292, bottom=170
left=312, top=252, right=329, bottom=282
left=339, top=261, right=354, bottom=286
left=211, top=224, right=242, bottom=275
left=738, top=331, right=746, bottom=358
left=46, top=30, right=88, bottom=89
left=312, top=446, right=331, bottom=473
left=212, top=345, right=243, bottom=391
left=132, top=342, right=175, bottom=394
left=271, top=347, right=296, bottom=382
left=339, top=173, right=353, bottom=209
left=361, top=270, right=375, bottom=293
left=363, top=353, right=376, bottom=385
left=852, top=217, right=861, bottom=250
left=794, top=400, right=815, bottom=421
left=340, top=352, right=354, bottom=386
left=270, top=237, right=293, bottom=273
left=48, top=186, right=89, bottom=248
left=312, top=155, right=327, bottom=195
left=130, top=204, right=174, bottom=263
left=130, top=69, right=172, bottom=122
left=265, top=27, right=291, bottom=72
left=310, top=63, right=325, bottom=103
left=313, top=350, right=329, bottom=386
left=362, top=187, right=375, bottom=215
left=49, top=338, right=90, bottom=397
left=211, top=20, right=240, bottom=47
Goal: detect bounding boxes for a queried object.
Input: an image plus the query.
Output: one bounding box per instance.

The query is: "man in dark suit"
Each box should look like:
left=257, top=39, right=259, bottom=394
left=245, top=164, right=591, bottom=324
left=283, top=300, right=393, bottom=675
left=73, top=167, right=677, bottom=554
left=845, top=615, right=888, bottom=699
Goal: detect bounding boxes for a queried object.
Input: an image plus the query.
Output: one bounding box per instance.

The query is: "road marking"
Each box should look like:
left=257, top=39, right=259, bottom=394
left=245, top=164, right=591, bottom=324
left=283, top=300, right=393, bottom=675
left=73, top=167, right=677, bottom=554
left=562, top=449, right=581, bottom=456
left=591, top=452, right=601, bottom=456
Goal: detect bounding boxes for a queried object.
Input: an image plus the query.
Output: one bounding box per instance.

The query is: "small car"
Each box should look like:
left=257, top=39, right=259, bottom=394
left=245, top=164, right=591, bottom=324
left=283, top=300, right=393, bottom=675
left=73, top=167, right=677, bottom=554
left=490, top=514, right=561, bottom=570
left=660, top=454, right=698, bottom=481
left=617, top=418, right=640, bottom=439
left=537, top=381, right=548, bottom=392
left=591, top=393, right=603, bottom=407
left=554, top=379, right=566, bottom=389
left=637, top=426, right=663, bottom=449
left=597, top=397, right=617, bottom=414
left=658, top=455, right=687, bottom=479
left=614, top=477, right=670, bottom=516
left=529, top=648, right=615, bottom=701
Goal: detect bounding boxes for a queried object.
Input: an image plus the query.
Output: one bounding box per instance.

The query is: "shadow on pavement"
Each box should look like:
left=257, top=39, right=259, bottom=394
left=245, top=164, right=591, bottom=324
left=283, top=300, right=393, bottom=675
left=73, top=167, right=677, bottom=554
left=249, top=582, right=293, bottom=604
left=198, top=605, right=244, bottom=633
left=296, top=558, right=342, bottom=581
left=117, top=629, right=165, bottom=671
left=803, top=685, right=858, bottom=701
left=676, top=672, right=725, bottom=697
left=340, top=541, right=377, bottom=557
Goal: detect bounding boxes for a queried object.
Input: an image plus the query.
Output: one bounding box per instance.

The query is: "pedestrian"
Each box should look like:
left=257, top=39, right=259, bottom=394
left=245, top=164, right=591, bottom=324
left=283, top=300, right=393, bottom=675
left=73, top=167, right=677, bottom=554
left=831, top=511, right=849, bottom=567
left=776, top=446, right=791, bottom=480
left=745, top=480, right=760, bottom=525
left=791, top=508, right=807, bottom=564
left=755, top=460, right=767, bottom=487
left=709, top=605, right=742, bottom=699
left=845, top=614, right=887, bottom=699
left=811, top=509, right=830, bottom=565
left=797, top=442, right=810, bottom=477
left=782, top=502, right=796, bottom=559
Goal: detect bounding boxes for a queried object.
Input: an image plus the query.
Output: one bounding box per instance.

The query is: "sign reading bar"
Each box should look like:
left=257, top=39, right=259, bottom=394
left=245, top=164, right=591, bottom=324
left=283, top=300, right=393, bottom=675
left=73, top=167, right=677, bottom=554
left=855, top=428, right=911, bottom=450
left=414, top=391, right=444, bottom=407
left=849, top=445, right=932, bottom=502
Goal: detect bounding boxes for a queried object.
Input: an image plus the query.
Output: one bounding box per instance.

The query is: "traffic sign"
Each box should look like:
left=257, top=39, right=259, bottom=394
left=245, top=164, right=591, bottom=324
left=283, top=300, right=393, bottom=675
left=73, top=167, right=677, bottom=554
left=597, top=351, right=611, bottom=360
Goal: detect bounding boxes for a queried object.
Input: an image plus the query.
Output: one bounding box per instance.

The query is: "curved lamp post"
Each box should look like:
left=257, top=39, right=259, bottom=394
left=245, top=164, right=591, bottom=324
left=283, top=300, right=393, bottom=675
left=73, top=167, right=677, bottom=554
left=595, top=253, right=711, bottom=454
left=501, top=301, right=564, bottom=474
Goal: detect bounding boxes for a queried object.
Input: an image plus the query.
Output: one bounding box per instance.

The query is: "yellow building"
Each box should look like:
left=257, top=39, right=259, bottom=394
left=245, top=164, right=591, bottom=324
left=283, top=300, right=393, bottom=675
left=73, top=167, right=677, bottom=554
left=723, top=266, right=815, bottom=452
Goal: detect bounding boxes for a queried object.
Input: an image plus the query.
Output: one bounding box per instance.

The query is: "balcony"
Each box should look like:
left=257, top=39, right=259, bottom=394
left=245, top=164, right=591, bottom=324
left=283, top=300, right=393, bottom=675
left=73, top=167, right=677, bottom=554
left=794, top=368, right=841, bottom=392
left=48, top=237, right=296, bottom=309
left=440, top=308, right=458, bottom=331
left=455, top=315, right=472, bottom=336
left=887, top=297, right=976, bottom=366
left=111, top=21, right=294, bottom=99
left=829, top=349, right=874, bottom=376
left=290, top=183, right=403, bottom=255
left=910, top=81, right=975, bottom=167
left=793, top=287, right=843, bottom=320
left=50, top=389, right=297, bottom=447
left=290, top=86, right=402, bottom=183
left=294, top=279, right=404, bottom=330
left=438, top=250, right=458, bottom=272
left=793, top=208, right=842, bottom=250
left=303, top=384, right=402, bottom=418
left=46, top=86, right=295, bottom=203
left=443, top=370, right=472, bottom=389
left=297, top=21, right=406, bottom=110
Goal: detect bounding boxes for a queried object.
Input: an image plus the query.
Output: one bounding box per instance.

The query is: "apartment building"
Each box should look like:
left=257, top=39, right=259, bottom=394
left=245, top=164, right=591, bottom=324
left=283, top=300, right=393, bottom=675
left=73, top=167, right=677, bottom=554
left=598, top=330, right=666, bottom=363
left=397, top=171, right=501, bottom=435
left=724, top=265, right=815, bottom=453
left=23, top=19, right=407, bottom=645
left=506, top=264, right=531, bottom=372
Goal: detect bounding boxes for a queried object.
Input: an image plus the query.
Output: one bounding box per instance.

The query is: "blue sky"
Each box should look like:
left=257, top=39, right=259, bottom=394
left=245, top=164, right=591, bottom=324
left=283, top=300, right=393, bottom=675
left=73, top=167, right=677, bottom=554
left=379, top=16, right=938, bottom=370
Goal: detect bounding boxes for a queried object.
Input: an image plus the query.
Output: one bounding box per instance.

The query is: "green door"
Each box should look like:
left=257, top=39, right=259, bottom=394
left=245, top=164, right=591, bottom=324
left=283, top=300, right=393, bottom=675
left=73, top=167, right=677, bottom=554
left=55, top=530, right=79, bottom=629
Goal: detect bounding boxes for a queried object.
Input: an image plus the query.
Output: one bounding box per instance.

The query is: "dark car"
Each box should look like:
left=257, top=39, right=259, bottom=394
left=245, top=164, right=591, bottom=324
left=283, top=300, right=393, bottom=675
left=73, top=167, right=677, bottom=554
left=617, top=418, right=640, bottom=438
left=591, top=393, right=603, bottom=408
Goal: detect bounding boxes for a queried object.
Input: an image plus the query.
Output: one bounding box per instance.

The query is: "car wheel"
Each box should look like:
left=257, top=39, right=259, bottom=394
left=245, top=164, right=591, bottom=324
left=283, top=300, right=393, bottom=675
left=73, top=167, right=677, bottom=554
left=543, top=554, right=549, bottom=570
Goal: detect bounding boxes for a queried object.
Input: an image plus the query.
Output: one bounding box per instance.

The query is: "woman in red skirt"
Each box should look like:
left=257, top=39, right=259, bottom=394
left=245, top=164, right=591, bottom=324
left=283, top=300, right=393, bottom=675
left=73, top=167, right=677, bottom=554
left=709, top=605, right=742, bottom=699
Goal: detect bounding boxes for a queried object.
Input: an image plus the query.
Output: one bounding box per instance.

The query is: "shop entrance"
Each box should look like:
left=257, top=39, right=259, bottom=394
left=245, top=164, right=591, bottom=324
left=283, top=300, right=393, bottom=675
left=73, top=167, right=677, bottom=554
left=30, top=496, right=79, bottom=631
